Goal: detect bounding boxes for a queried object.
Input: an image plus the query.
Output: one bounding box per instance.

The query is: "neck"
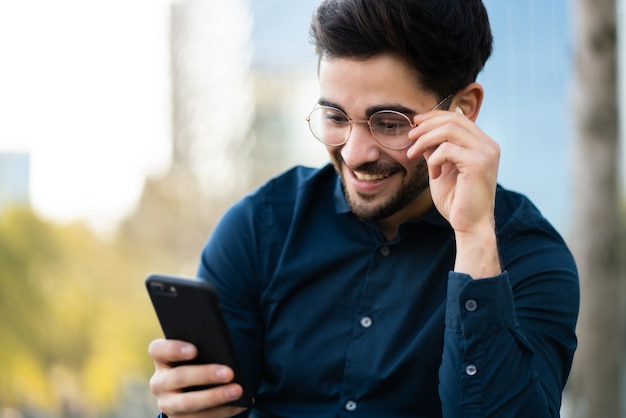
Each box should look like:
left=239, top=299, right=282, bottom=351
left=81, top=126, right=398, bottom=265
left=378, top=189, right=434, bottom=240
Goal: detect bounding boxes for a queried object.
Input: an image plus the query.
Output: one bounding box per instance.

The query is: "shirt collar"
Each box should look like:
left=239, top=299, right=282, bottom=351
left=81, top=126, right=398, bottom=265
left=333, top=176, right=352, bottom=214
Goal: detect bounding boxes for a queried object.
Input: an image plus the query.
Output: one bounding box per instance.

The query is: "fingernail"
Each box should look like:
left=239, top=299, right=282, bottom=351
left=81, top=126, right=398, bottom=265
left=216, top=367, right=230, bottom=380
left=225, top=386, right=240, bottom=400
left=180, top=344, right=194, bottom=357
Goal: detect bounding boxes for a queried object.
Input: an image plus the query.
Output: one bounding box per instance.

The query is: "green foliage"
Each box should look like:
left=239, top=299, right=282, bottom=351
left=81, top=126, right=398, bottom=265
left=0, top=207, right=162, bottom=415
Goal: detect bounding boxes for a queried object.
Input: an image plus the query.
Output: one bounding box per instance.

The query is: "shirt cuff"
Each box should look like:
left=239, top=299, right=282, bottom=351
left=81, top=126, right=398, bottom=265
left=445, top=271, right=517, bottom=335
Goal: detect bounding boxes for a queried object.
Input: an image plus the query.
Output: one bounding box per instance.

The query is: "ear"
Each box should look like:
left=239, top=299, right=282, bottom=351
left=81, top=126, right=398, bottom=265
left=453, top=82, right=484, bottom=122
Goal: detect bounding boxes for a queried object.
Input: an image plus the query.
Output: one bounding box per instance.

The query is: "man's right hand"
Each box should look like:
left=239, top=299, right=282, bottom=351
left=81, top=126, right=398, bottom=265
left=148, top=338, right=249, bottom=418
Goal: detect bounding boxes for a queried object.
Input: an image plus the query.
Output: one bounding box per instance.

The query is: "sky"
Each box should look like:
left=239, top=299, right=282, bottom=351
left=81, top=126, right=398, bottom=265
left=479, top=0, right=572, bottom=229
left=0, top=0, right=172, bottom=233
left=1, top=0, right=624, bottom=236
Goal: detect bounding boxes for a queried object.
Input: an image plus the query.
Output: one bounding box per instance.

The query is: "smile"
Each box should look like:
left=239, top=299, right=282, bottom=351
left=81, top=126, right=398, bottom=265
left=353, top=171, right=391, bottom=181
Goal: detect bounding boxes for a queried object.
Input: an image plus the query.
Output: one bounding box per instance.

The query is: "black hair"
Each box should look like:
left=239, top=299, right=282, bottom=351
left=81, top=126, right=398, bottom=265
left=309, top=0, right=493, bottom=99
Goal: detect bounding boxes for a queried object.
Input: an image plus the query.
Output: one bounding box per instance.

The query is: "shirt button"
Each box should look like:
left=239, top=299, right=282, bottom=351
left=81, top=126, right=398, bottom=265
left=345, top=400, right=358, bottom=411
left=360, top=316, right=373, bottom=328
left=380, top=246, right=390, bottom=256
left=465, top=299, right=478, bottom=312
left=466, top=364, right=478, bottom=376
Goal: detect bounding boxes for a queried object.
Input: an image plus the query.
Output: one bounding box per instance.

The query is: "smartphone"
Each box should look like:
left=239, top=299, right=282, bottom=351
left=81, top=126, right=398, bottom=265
left=145, top=273, right=253, bottom=408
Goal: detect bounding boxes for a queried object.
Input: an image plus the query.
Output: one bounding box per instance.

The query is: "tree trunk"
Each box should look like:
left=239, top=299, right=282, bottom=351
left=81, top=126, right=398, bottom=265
left=569, top=0, right=624, bottom=416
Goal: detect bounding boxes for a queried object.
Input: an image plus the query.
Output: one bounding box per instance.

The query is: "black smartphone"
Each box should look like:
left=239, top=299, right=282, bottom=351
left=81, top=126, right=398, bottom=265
left=145, top=273, right=253, bottom=408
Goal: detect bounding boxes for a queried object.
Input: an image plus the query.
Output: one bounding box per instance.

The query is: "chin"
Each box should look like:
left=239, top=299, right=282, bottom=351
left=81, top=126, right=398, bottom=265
left=330, top=150, right=429, bottom=220
left=346, top=198, right=387, bottom=221
left=344, top=188, right=411, bottom=221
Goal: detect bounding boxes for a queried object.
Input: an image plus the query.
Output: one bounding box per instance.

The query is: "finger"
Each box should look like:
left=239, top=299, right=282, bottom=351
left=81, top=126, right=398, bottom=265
left=425, top=141, right=496, bottom=181
left=408, top=122, right=469, bottom=159
left=158, top=384, right=246, bottom=417
left=151, top=364, right=236, bottom=394
left=409, top=119, right=496, bottom=161
left=410, top=109, right=485, bottom=140
left=149, top=338, right=197, bottom=365
left=412, top=109, right=471, bottom=128
left=422, top=143, right=464, bottom=180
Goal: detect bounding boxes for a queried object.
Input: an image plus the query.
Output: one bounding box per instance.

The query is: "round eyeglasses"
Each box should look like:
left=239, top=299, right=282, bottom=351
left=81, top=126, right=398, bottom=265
left=305, top=93, right=453, bottom=150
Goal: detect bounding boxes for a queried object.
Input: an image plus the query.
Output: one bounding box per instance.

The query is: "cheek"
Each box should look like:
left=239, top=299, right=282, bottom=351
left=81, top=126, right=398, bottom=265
left=328, top=146, right=343, bottom=167
left=398, top=156, right=428, bottom=184
left=411, top=155, right=427, bottom=170
left=396, top=152, right=423, bottom=173
left=410, top=158, right=430, bottom=183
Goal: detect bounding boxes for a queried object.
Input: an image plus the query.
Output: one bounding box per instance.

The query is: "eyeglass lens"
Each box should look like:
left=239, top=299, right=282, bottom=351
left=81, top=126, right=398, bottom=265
left=307, top=107, right=414, bottom=149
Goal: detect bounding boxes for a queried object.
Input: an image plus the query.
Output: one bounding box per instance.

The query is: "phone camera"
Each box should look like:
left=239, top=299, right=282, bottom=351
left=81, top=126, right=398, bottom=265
left=149, top=281, right=177, bottom=297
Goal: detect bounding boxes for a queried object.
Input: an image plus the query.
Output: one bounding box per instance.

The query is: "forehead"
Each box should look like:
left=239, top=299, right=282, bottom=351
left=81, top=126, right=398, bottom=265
left=318, top=54, right=431, bottom=113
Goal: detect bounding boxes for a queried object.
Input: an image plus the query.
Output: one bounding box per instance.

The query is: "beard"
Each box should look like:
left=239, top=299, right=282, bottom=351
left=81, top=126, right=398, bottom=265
left=330, top=149, right=430, bottom=222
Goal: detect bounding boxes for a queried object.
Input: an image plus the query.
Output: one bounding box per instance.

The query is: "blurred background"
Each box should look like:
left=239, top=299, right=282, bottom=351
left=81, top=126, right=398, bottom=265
left=0, top=0, right=623, bottom=416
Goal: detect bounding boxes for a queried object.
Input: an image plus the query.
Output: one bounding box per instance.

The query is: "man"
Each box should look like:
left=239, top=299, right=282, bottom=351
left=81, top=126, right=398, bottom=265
left=148, top=0, right=579, bottom=417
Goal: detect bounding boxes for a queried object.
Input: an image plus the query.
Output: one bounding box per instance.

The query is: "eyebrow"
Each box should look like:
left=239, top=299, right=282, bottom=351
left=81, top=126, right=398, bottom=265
left=318, top=98, right=417, bottom=118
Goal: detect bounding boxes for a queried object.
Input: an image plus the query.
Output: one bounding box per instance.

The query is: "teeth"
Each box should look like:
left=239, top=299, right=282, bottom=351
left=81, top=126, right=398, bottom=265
left=354, top=171, right=389, bottom=181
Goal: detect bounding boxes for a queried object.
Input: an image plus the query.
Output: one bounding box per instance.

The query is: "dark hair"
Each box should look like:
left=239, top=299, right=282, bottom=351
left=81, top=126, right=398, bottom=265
left=309, top=0, right=493, bottom=100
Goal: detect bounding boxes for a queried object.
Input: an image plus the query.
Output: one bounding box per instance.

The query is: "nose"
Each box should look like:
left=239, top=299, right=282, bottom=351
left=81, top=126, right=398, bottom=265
left=339, top=122, right=381, bottom=167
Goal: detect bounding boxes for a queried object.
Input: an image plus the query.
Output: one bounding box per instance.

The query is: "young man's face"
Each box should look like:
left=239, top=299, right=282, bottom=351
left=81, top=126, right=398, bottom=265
left=317, top=54, right=440, bottom=222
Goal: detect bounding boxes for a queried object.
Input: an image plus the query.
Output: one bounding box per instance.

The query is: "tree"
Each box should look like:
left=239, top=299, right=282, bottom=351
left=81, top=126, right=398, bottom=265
left=119, top=0, right=255, bottom=274
left=568, top=0, right=624, bottom=416
left=0, top=207, right=160, bottom=416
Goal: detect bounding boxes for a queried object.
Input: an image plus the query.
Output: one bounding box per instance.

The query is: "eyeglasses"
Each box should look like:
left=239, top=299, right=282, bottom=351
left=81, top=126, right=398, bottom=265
left=305, top=93, right=453, bottom=150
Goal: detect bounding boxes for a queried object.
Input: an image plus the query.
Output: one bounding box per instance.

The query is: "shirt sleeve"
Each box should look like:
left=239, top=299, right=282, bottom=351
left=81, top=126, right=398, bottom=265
left=196, top=197, right=266, bottom=396
left=439, top=267, right=578, bottom=417
left=156, top=201, right=260, bottom=418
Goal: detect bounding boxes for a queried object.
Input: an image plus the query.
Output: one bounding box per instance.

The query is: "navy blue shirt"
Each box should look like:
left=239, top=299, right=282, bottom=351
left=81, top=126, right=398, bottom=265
left=194, top=164, right=578, bottom=417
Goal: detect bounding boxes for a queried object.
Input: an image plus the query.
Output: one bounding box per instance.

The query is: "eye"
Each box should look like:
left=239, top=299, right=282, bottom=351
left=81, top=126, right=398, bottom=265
left=322, top=108, right=349, bottom=125
left=371, top=112, right=412, bottom=134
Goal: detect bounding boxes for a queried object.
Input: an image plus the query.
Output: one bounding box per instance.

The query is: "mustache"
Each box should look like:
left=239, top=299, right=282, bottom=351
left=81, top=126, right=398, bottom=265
left=344, top=160, right=405, bottom=175
left=331, top=149, right=405, bottom=175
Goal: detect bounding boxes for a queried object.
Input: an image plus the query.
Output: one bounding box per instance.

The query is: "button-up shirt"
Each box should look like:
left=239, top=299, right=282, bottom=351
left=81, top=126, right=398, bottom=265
left=193, top=164, right=578, bottom=417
